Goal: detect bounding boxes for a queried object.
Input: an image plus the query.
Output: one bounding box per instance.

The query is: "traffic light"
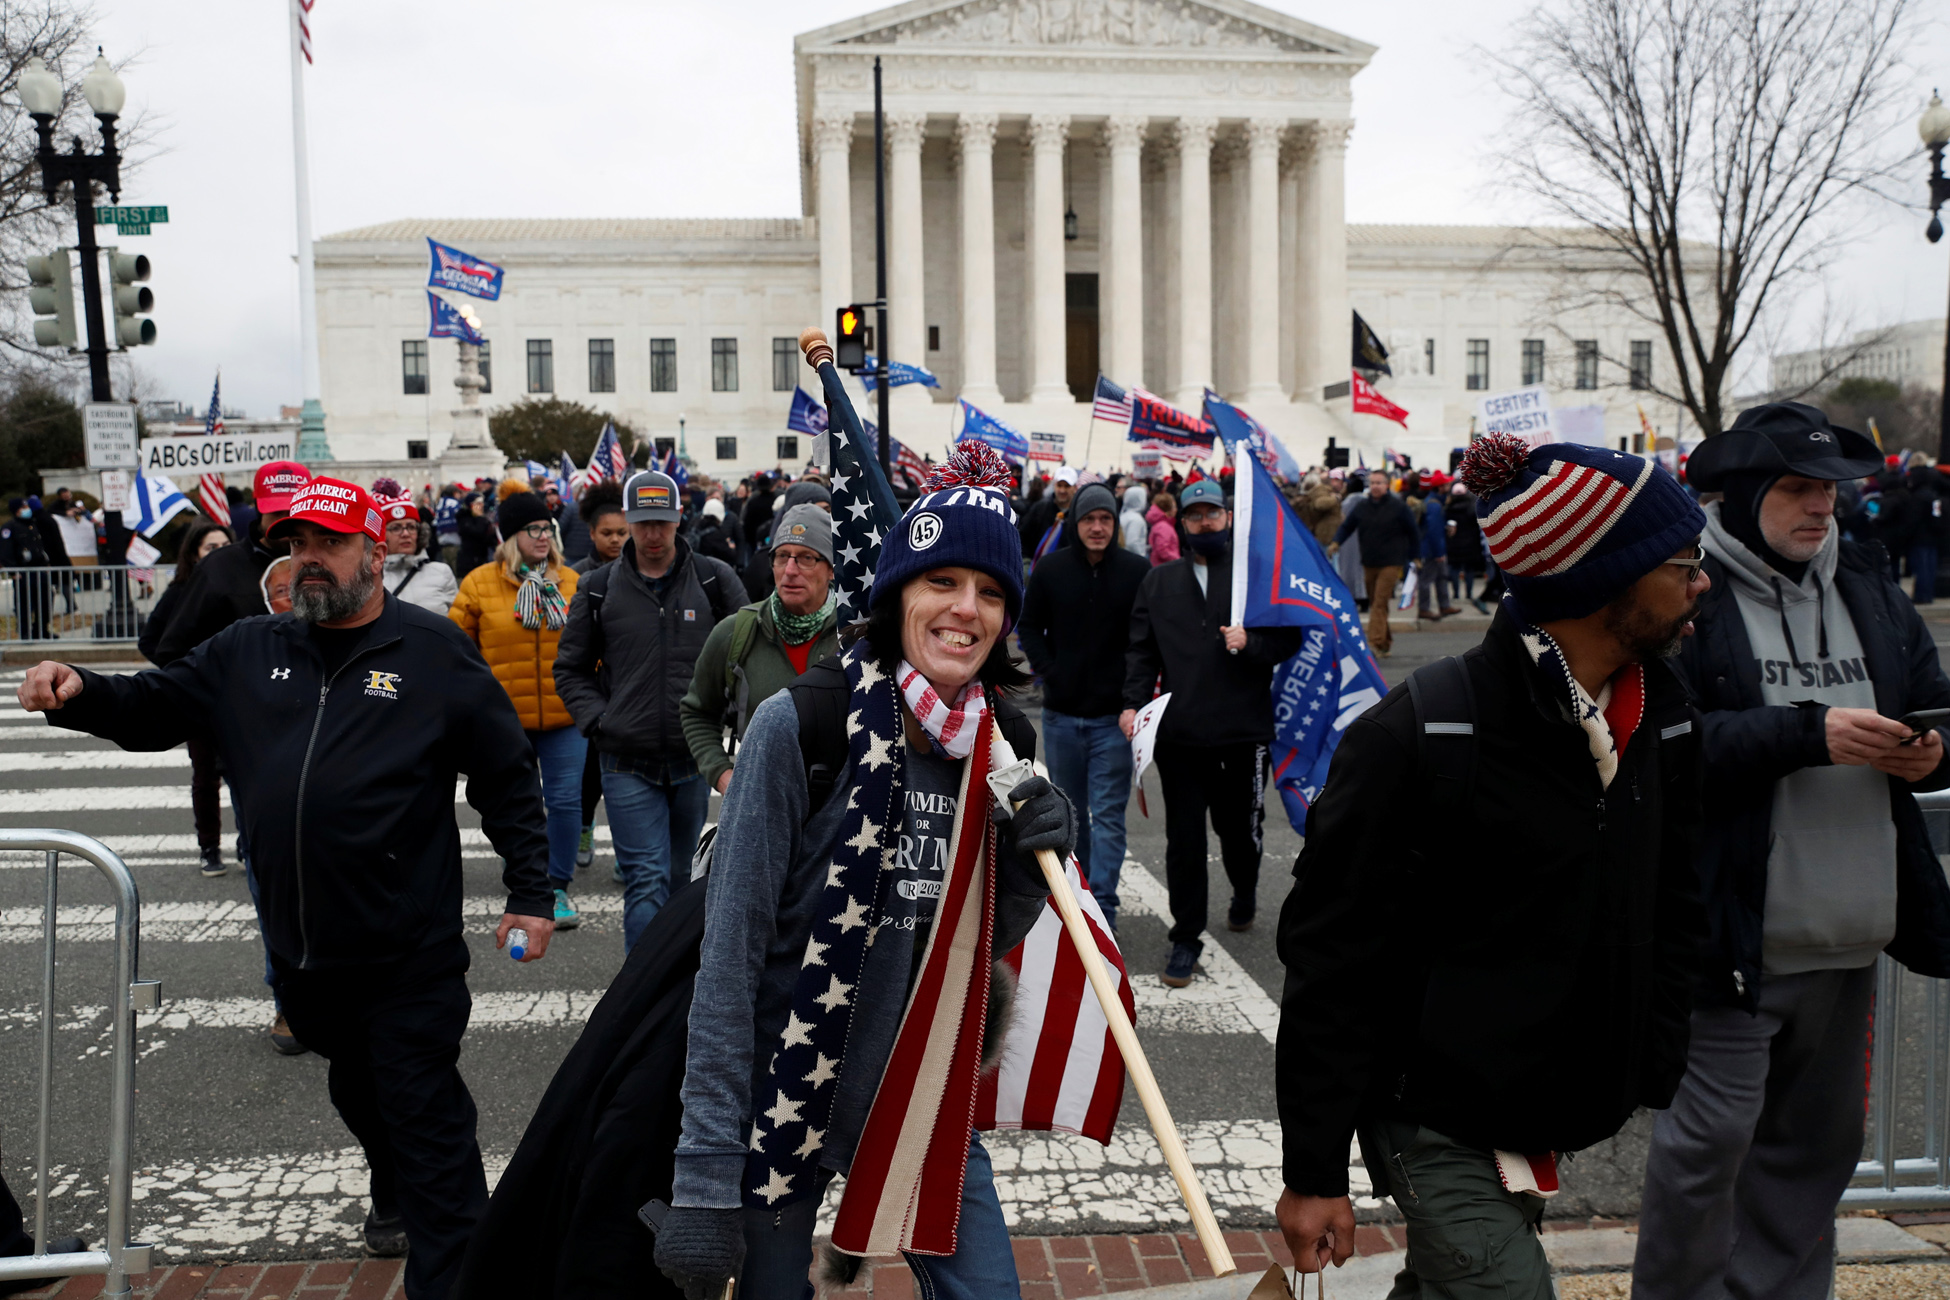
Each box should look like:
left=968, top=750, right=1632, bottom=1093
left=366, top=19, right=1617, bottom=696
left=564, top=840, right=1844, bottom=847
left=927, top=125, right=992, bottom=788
left=109, top=251, right=155, bottom=346
left=26, top=251, right=76, bottom=349
left=835, top=304, right=868, bottom=371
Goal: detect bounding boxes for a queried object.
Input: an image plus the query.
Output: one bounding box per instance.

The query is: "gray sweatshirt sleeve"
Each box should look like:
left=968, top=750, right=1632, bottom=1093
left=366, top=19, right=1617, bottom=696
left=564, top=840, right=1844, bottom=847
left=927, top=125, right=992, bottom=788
left=672, top=691, right=810, bottom=1209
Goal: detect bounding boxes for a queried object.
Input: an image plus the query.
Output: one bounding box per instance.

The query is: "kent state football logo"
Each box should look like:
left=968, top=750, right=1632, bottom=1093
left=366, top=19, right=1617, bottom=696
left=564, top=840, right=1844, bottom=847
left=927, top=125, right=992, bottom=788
left=363, top=670, right=403, bottom=699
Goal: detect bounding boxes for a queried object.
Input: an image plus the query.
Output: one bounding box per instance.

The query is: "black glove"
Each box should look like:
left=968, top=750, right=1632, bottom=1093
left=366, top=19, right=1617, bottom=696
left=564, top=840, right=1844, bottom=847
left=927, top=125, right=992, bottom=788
left=998, top=775, right=1075, bottom=895
left=653, top=1205, right=745, bottom=1300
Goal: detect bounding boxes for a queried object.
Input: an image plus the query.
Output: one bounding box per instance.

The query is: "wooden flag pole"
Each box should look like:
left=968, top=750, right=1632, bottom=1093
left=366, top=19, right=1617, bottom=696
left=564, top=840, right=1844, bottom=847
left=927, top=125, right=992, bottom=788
left=988, top=723, right=1237, bottom=1279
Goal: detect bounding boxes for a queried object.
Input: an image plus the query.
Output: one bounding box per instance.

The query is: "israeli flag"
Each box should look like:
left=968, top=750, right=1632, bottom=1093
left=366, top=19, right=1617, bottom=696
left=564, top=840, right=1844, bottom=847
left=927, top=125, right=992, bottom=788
left=130, top=474, right=192, bottom=539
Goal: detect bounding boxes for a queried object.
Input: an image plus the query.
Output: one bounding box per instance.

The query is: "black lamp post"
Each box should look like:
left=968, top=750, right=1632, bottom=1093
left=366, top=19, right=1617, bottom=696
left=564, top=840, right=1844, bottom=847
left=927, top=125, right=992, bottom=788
left=1921, top=92, right=1950, bottom=462
left=19, top=50, right=127, bottom=406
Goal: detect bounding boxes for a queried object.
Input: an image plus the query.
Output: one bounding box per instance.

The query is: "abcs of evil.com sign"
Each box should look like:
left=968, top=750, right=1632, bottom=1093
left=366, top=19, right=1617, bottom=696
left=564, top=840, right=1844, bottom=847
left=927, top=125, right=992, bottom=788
left=139, top=433, right=297, bottom=476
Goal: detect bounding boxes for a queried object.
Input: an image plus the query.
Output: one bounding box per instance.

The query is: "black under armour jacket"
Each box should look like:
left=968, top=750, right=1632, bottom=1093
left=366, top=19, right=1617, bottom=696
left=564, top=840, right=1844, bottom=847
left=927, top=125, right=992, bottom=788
left=48, top=594, right=552, bottom=970
left=152, top=534, right=280, bottom=665
left=1275, top=609, right=1706, bottom=1197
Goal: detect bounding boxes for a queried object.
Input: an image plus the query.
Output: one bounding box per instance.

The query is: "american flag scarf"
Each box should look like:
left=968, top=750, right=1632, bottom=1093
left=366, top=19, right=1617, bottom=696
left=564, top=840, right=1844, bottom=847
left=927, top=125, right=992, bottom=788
left=742, top=643, right=998, bottom=1258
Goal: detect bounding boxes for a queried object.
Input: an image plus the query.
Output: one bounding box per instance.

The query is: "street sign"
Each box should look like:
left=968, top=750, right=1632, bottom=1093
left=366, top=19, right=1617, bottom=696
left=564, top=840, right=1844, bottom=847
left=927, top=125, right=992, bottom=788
left=94, top=205, right=168, bottom=234
left=98, top=468, right=132, bottom=512
left=139, top=432, right=298, bottom=477
left=83, top=402, right=139, bottom=469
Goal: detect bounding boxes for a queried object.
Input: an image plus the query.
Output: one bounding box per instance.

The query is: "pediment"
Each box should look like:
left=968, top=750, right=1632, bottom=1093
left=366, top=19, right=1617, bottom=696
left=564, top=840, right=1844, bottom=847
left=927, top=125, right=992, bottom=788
left=804, top=0, right=1369, bottom=57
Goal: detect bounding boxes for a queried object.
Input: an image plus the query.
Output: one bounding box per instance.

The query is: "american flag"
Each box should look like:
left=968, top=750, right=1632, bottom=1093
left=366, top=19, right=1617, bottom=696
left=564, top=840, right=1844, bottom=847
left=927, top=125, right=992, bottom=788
left=580, top=423, right=628, bottom=490
left=823, top=388, right=900, bottom=624
left=198, top=373, right=231, bottom=528
left=294, top=0, right=314, bottom=64
left=1092, top=374, right=1135, bottom=428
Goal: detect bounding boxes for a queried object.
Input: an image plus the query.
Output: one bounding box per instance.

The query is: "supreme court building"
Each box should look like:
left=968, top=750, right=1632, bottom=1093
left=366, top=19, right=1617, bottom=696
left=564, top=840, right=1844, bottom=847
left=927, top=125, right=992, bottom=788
left=315, top=0, right=1686, bottom=474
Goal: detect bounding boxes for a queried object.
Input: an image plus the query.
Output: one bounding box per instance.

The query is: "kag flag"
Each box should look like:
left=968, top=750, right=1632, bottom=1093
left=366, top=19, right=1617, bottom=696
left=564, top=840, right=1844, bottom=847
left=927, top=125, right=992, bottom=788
left=1128, top=387, right=1214, bottom=456
left=427, top=291, right=485, bottom=345
left=959, top=399, right=1029, bottom=463
left=426, top=238, right=504, bottom=301
left=859, top=357, right=941, bottom=391
left=1228, top=441, right=1387, bottom=832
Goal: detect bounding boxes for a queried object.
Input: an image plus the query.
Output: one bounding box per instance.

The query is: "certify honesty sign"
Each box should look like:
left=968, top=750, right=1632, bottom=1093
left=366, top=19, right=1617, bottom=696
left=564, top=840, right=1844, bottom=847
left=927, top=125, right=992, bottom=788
left=140, top=433, right=297, bottom=476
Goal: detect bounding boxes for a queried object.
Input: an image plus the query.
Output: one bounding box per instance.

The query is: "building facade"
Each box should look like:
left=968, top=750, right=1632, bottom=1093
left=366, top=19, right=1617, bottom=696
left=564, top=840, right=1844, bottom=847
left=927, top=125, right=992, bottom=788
left=1770, top=319, right=1947, bottom=396
left=314, top=0, right=1688, bottom=475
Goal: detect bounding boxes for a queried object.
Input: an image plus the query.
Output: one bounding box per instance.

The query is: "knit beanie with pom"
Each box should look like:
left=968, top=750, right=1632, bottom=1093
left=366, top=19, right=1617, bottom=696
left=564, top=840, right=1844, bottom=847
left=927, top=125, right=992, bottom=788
left=872, top=441, right=1027, bottom=630
left=1461, top=433, right=1704, bottom=623
left=370, top=476, right=415, bottom=523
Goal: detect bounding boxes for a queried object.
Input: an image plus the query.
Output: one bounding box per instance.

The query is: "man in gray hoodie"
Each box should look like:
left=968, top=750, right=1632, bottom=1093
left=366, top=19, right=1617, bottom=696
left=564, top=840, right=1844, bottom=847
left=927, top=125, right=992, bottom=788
left=1638, top=403, right=1950, bottom=1299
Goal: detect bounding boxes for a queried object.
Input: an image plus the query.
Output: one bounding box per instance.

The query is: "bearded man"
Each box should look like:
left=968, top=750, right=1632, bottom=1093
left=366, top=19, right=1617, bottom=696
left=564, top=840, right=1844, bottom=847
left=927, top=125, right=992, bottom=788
left=15, top=477, right=554, bottom=1300
left=1634, top=404, right=1950, bottom=1300
left=1276, top=438, right=1711, bottom=1298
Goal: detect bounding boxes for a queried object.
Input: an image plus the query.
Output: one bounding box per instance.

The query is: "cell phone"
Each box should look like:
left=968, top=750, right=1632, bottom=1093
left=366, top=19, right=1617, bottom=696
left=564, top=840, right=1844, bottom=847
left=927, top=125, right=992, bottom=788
left=1898, top=709, right=1950, bottom=742
left=638, top=1198, right=669, bottom=1235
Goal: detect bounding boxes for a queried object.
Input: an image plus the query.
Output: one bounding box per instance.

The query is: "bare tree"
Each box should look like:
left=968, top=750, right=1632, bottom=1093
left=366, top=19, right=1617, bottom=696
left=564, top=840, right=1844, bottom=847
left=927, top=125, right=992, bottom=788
left=0, top=1, right=150, bottom=380
left=1488, top=0, right=1916, bottom=437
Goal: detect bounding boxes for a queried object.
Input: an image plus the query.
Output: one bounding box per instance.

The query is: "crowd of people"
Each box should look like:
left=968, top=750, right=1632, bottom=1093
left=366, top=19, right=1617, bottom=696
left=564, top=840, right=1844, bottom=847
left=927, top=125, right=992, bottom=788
left=8, top=395, right=1950, bottom=1300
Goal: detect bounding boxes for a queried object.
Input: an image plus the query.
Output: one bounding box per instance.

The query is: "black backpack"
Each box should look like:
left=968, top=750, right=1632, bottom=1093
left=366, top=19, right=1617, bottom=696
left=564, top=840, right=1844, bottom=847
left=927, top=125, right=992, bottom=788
left=1404, top=652, right=1478, bottom=822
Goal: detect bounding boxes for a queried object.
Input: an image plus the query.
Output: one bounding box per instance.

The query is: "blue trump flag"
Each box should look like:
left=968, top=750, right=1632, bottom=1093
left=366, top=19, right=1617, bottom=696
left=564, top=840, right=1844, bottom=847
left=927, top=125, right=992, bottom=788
left=1227, top=442, right=1388, bottom=832
left=859, top=357, right=941, bottom=391
left=427, top=291, right=485, bottom=344
left=1204, top=391, right=1302, bottom=482
left=959, top=399, right=1028, bottom=463
left=426, top=238, right=504, bottom=301
left=786, top=387, right=829, bottom=436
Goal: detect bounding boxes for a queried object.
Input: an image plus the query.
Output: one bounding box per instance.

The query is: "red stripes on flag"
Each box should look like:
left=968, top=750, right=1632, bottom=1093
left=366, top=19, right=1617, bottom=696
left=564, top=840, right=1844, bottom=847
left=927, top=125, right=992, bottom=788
left=295, top=0, right=314, bottom=63
left=197, top=475, right=231, bottom=528
left=975, top=856, right=1133, bottom=1144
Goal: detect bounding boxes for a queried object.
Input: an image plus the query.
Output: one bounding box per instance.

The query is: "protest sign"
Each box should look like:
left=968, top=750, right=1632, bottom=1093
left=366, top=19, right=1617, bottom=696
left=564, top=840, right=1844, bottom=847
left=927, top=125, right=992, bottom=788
left=1477, top=385, right=1555, bottom=447
left=1130, top=693, right=1171, bottom=791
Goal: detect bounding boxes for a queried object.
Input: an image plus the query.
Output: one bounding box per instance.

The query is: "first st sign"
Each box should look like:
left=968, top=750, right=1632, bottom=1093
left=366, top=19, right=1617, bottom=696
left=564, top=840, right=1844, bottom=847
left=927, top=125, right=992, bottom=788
left=83, top=402, right=139, bottom=470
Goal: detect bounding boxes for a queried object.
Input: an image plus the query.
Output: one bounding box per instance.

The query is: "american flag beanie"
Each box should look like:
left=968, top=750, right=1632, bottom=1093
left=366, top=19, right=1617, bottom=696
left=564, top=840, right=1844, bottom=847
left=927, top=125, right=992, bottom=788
left=1461, top=434, right=1704, bottom=623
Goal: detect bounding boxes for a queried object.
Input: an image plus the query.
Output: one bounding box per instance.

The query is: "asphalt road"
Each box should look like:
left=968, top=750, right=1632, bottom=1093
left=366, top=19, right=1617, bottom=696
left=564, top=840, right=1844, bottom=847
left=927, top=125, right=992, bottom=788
left=3, top=614, right=1948, bottom=1264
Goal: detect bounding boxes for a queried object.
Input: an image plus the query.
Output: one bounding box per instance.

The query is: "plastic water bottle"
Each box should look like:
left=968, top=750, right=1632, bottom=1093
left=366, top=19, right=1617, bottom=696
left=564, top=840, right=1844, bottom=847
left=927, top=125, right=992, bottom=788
left=508, top=928, right=529, bottom=961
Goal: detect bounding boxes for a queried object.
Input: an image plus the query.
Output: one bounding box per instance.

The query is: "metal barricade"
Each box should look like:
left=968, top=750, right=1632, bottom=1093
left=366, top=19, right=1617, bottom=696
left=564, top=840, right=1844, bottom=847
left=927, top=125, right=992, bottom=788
left=0, top=565, right=171, bottom=646
left=1841, top=789, right=1950, bottom=1210
left=0, top=831, right=157, bottom=1296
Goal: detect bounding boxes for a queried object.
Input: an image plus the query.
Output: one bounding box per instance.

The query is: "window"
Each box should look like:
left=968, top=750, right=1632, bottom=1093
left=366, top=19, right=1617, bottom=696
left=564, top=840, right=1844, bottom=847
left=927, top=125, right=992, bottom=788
left=1575, top=339, right=1599, bottom=390
left=477, top=339, right=492, bottom=394
left=928, top=325, right=941, bottom=352
left=715, top=436, right=738, bottom=461
left=1630, top=340, right=1653, bottom=390
left=588, top=339, right=615, bottom=393
left=773, top=337, right=796, bottom=392
left=1521, top=339, right=1544, bottom=387
left=1465, top=339, right=1489, bottom=391
left=777, top=435, right=800, bottom=462
left=401, top=341, right=428, bottom=395
left=712, top=338, right=739, bottom=392
left=406, top=440, right=429, bottom=460
left=526, top=339, right=554, bottom=393
left=650, top=338, right=677, bottom=392
left=1423, top=339, right=1434, bottom=376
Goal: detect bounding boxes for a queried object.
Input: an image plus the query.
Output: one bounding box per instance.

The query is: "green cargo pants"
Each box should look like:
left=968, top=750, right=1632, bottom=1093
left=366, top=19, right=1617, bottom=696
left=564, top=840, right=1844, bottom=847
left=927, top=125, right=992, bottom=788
left=1373, top=1118, right=1557, bottom=1299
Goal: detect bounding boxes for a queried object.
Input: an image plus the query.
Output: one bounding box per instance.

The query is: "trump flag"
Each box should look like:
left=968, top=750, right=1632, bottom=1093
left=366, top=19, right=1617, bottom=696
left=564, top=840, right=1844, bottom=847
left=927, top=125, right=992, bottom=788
left=1228, top=441, right=1388, bottom=832
left=426, top=238, right=504, bottom=301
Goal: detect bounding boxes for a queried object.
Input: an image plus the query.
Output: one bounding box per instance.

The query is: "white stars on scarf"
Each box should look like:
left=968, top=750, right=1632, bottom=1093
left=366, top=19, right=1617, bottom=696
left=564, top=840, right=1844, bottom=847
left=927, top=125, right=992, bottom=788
left=802, top=1053, right=838, bottom=1089
left=833, top=897, right=869, bottom=934
left=813, top=974, right=854, bottom=1012
left=749, top=1124, right=766, bottom=1153
left=847, top=815, right=883, bottom=851
left=793, top=1129, right=825, bottom=1160
left=861, top=732, right=895, bottom=772
left=847, top=707, right=865, bottom=736
left=826, top=860, right=848, bottom=889
left=781, top=1012, right=815, bottom=1048
left=763, top=1092, right=806, bottom=1128
left=857, top=658, right=887, bottom=690
left=803, top=937, right=830, bottom=968
left=752, top=1169, right=794, bottom=1204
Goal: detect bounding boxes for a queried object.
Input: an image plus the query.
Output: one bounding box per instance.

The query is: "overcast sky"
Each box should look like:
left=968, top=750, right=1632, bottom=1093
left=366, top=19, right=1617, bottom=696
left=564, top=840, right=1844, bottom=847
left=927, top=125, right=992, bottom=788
left=73, top=0, right=1950, bottom=420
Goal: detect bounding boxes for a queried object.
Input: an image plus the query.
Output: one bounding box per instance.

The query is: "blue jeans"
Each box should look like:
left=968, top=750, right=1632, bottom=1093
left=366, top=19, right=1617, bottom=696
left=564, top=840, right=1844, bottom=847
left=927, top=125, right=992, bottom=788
left=242, top=838, right=282, bottom=1014
left=1041, top=710, right=1133, bottom=918
left=527, top=726, right=589, bottom=886
left=737, top=1131, right=1019, bottom=1300
left=600, top=757, right=708, bottom=950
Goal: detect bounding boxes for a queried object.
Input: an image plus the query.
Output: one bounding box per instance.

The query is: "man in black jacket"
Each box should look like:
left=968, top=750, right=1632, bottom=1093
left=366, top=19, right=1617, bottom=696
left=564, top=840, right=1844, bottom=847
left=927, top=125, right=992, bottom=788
left=1019, top=482, right=1149, bottom=930
left=1277, top=438, right=1709, bottom=1294
left=555, top=469, right=748, bottom=951
left=1121, top=478, right=1304, bottom=986
left=153, top=460, right=311, bottom=664
left=1330, top=472, right=1420, bottom=656
left=17, top=476, right=554, bottom=1300
left=1637, top=405, right=1950, bottom=1299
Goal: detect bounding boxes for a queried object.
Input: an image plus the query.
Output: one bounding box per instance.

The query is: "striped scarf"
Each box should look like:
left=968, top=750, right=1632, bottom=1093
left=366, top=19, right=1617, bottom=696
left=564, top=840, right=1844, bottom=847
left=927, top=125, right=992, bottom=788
left=512, top=565, right=567, bottom=632
left=897, top=661, right=989, bottom=759
left=742, top=642, right=998, bottom=1258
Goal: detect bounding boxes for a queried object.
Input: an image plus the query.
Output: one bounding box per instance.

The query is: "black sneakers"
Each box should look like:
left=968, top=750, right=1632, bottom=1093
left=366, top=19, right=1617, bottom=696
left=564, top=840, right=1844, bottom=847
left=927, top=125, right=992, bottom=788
left=1227, top=897, right=1256, bottom=932
left=199, top=847, right=226, bottom=878
left=363, top=1207, right=407, bottom=1257
left=1162, top=941, right=1201, bottom=989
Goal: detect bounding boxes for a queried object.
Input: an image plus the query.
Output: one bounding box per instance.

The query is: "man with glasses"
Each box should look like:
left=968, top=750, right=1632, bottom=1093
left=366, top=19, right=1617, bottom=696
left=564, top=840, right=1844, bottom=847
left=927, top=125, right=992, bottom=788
left=681, top=503, right=841, bottom=797
left=1635, top=403, right=1950, bottom=1300
left=1276, top=438, right=1710, bottom=1298
left=555, top=469, right=749, bottom=949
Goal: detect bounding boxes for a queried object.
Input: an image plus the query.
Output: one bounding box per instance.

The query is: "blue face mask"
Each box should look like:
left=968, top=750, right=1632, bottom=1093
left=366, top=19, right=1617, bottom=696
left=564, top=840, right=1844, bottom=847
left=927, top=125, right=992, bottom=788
left=1184, top=528, right=1229, bottom=558
left=14, top=509, right=29, bottom=520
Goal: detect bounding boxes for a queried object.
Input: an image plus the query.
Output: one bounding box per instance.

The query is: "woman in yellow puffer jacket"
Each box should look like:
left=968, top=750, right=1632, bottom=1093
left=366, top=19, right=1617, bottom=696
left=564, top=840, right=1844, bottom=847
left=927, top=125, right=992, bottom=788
left=450, top=488, right=587, bottom=929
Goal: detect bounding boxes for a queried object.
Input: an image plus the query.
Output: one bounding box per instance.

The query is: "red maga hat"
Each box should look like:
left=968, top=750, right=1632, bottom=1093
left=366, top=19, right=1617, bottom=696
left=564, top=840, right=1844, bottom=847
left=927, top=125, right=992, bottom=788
left=253, top=460, right=311, bottom=512
left=265, top=477, right=384, bottom=544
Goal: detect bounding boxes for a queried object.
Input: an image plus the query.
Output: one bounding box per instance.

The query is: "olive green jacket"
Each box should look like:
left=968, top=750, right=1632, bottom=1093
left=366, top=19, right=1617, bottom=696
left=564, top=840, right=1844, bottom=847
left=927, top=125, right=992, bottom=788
left=679, top=598, right=841, bottom=790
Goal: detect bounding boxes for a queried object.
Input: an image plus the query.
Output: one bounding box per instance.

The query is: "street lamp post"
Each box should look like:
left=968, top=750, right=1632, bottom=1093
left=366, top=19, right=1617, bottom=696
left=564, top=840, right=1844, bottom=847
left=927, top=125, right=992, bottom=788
left=19, top=51, right=126, bottom=405
left=1920, top=92, right=1950, bottom=462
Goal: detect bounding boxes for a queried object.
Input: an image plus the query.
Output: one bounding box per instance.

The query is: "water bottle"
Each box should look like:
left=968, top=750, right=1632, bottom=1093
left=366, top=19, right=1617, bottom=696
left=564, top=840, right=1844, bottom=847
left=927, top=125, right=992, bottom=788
left=508, top=927, right=529, bottom=961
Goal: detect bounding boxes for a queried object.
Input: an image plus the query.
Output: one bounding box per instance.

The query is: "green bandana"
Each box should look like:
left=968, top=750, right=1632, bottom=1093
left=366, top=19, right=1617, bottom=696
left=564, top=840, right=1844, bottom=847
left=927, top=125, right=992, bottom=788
left=768, top=589, right=833, bottom=645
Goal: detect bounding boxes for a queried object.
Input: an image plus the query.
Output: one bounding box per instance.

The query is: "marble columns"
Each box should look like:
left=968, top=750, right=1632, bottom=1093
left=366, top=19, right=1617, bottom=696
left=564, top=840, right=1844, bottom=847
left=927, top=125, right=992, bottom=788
left=1026, top=113, right=1071, bottom=405
left=1172, top=116, right=1217, bottom=410
left=956, top=113, right=1001, bottom=406
left=886, top=111, right=927, bottom=368
left=1101, top=115, right=1146, bottom=389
